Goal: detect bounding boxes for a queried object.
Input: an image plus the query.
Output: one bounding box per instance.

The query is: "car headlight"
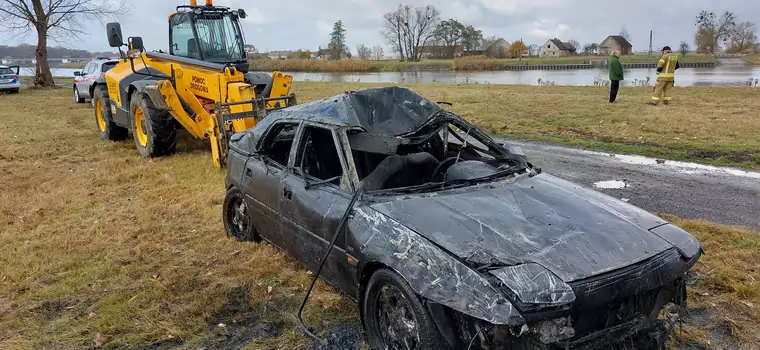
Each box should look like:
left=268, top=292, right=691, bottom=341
left=649, top=224, right=703, bottom=259
left=490, top=263, right=575, bottom=306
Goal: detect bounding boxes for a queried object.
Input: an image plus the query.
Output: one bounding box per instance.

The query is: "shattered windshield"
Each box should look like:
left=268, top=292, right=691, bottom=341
left=350, top=113, right=530, bottom=194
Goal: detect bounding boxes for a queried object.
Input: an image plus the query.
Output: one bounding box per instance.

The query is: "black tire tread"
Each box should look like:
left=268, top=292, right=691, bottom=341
left=222, top=187, right=261, bottom=242
left=74, top=86, right=85, bottom=103
left=130, top=91, right=176, bottom=157
left=94, top=85, right=128, bottom=141
left=362, top=268, right=449, bottom=350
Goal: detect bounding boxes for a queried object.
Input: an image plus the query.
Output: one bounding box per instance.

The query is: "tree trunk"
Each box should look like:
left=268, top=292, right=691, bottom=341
left=34, top=26, right=55, bottom=87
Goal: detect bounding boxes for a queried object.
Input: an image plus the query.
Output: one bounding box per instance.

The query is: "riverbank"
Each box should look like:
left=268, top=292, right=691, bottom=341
left=1, top=87, right=758, bottom=349
left=250, top=54, right=718, bottom=72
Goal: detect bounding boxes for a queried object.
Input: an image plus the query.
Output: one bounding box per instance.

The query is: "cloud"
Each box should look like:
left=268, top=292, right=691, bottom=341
left=316, top=20, right=333, bottom=36
left=527, top=19, right=571, bottom=39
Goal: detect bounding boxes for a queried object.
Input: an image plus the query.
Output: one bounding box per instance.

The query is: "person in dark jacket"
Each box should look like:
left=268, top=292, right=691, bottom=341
left=607, top=50, right=624, bottom=103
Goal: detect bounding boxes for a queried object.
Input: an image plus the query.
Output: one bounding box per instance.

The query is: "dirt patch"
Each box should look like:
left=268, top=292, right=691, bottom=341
left=30, top=299, right=70, bottom=321
left=313, top=323, right=365, bottom=350
left=199, top=282, right=288, bottom=349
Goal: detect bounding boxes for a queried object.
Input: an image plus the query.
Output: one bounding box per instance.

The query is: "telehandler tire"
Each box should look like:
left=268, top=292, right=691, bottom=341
left=93, top=85, right=128, bottom=141
left=129, top=91, right=176, bottom=158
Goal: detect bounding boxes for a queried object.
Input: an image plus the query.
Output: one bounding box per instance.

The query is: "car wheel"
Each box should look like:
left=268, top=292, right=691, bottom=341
left=222, top=187, right=261, bottom=242
left=94, top=85, right=128, bottom=141
left=362, top=268, right=449, bottom=350
left=129, top=90, right=176, bottom=158
left=10, top=88, right=19, bottom=94
left=74, top=86, right=85, bottom=103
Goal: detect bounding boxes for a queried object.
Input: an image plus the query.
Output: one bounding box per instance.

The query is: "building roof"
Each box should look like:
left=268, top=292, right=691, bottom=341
left=548, top=39, right=575, bottom=51
left=605, top=35, right=632, bottom=48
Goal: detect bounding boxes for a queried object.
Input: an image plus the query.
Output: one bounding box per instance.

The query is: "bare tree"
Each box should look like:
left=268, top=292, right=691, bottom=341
left=480, top=35, right=500, bottom=51
left=0, top=0, right=128, bottom=87
left=372, top=45, right=384, bottom=60
left=679, top=41, right=689, bottom=56
left=567, top=39, right=580, bottom=52
left=356, top=44, right=373, bottom=60
left=619, top=25, right=632, bottom=42
left=695, top=10, right=736, bottom=53
left=380, top=4, right=440, bottom=62
left=527, top=44, right=539, bottom=56
left=728, top=21, right=758, bottom=52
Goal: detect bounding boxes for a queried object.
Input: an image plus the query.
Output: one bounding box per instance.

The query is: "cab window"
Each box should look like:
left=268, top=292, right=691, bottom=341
left=170, top=13, right=199, bottom=59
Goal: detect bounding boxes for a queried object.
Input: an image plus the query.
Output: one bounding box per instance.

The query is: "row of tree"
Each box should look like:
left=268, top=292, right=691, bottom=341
left=693, top=11, right=757, bottom=54
left=0, top=44, right=116, bottom=59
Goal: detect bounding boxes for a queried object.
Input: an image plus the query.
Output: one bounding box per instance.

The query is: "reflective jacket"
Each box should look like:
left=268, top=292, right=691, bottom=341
left=656, top=53, right=680, bottom=81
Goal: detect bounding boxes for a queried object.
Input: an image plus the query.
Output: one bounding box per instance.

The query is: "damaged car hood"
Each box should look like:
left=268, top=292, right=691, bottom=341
left=368, top=173, right=675, bottom=282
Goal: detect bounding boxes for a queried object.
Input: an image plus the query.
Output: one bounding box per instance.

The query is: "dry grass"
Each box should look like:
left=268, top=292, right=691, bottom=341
left=663, top=216, right=760, bottom=349
left=250, top=54, right=717, bottom=72
left=0, top=86, right=758, bottom=349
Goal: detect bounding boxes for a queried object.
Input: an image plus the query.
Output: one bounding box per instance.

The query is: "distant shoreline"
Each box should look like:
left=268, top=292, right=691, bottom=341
left=249, top=55, right=719, bottom=72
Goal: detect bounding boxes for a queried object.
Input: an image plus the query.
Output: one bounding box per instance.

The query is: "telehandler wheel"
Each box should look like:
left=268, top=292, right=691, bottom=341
left=129, top=91, right=176, bottom=158
left=93, top=85, right=128, bottom=141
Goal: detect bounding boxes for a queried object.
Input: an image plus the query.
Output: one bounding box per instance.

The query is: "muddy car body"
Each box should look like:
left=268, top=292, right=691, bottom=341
left=222, top=86, right=703, bottom=349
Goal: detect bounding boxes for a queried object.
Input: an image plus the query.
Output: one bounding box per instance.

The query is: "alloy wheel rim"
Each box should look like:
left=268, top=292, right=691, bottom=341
left=375, top=283, right=420, bottom=349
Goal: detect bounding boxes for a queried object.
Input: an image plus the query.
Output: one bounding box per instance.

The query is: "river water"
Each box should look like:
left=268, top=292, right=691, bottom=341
left=22, top=59, right=760, bottom=87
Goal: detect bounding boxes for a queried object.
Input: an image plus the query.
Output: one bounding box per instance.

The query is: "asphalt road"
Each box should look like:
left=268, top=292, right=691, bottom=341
left=502, top=140, right=760, bottom=230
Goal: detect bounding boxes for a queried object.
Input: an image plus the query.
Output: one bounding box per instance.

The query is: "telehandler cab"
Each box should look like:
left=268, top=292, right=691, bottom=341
left=95, top=0, right=296, bottom=168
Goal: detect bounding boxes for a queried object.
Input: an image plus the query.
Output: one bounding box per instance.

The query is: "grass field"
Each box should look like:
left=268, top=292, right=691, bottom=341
left=741, top=54, right=760, bottom=65
left=58, top=62, right=87, bottom=69
left=250, top=54, right=717, bottom=72
left=0, top=85, right=758, bottom=349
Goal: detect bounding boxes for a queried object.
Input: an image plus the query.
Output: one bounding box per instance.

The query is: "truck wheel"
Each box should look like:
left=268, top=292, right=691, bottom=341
left=129, top=91, right=176, bottom=158
left=222, top=187, right=261, bottom=242
left=74, top=86, right=85, bottom=103
left=362, top=268, right=449, bottom=350
left=94, top=85, right=128, bottom=141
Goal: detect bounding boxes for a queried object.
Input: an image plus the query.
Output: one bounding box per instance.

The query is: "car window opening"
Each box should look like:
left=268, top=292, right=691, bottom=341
left=350, top=115, right=527, bottom=193
left=260, top=122, right=297, bottom=167
left=296, top=126, right=343, bottom=186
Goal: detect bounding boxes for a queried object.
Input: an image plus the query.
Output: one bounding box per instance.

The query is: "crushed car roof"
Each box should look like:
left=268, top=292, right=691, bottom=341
left=262, top=86, right=443, bottom=136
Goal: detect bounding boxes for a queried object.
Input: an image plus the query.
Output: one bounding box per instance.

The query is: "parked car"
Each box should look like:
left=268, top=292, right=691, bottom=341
left=0, top=65, right=20, bottom=94
left=222, top=86, right=703, bottom=349
left=72, top=57, right=119, bottom=104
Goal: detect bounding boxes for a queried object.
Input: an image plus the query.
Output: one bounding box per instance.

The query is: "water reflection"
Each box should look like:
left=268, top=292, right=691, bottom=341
left=25, top=59, right=760, bottom=87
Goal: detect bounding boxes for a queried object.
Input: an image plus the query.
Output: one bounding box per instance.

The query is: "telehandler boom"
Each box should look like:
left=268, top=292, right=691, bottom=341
left=94, top=0, right=295, bottom=168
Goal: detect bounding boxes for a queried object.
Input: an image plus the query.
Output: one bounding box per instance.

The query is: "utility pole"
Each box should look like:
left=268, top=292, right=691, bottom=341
left=648, top=30, right=653, bottom=57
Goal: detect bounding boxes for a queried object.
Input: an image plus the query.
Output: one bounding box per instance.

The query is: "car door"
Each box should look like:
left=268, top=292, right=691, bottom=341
left=75, top=63, right=93, bottom=98
left=279, top=123, right=357, bottom=294
left=240, top=121, right=300, bottom=250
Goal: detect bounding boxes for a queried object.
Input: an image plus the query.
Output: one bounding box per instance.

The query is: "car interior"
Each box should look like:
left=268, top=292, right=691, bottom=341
left=257, top=119, right=517, bottom=193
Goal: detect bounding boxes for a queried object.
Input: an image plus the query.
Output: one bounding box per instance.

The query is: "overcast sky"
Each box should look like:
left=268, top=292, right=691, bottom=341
left=2, top=0, right=757, bottom=55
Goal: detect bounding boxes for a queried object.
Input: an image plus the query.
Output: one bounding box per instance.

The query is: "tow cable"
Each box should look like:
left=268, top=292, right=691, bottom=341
left=297, top=185, right=365, bottom=345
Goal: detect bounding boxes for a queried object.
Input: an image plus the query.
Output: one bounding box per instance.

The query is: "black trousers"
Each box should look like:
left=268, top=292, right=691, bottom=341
left=609, top=80, right=620, bottom=102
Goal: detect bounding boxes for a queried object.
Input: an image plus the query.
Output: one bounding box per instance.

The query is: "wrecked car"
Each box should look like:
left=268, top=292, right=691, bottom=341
left=221, top=86, right=703, bottom=349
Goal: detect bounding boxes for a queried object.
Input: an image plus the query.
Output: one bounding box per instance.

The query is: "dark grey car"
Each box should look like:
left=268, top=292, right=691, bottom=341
left=72, top=57, right=119, bottom=104
left=222, top=86, right=703, bottom=349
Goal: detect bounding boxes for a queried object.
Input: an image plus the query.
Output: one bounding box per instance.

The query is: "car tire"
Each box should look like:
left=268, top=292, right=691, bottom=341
left=74, top=86, right=85, bottom=103
left=222, top=187, right=261, bottom=242
left=129, top=90, right=176, bottom=158
left=362, top=268, right=449, bottom=350
left=94, top=85, right=128, bottom=141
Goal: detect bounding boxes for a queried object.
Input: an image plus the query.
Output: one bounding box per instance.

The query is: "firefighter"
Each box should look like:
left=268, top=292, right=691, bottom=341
left=648, top=46, right=680, bottom=106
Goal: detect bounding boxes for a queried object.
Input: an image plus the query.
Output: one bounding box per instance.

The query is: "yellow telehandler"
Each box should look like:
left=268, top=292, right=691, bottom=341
left=94, top=0, right=296, bottom=168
